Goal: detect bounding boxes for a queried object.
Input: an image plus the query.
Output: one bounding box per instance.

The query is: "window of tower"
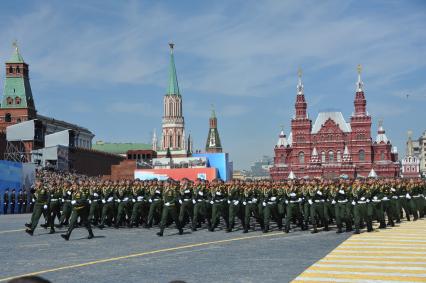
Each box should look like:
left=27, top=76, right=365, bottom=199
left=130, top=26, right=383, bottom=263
left=298, top=152, right=305, bottom=164
left=15, top=97, right=21, bottom=105
left=177, top=135, right=181, bottom=148
left=321, top=151, right=326, bottom=163
left=7, top=97, right=13, bottom=105
left=329, top=151, right=334, bottom=162
left=16, top=66, right=20, bottom=73
left=337, top=150, right=342, bottom=162
left=169, top=135, right=173, bottom=148
left=8, top=66, right=13, bottom=74
left=359, top=150, right=365, bottom=161
left=5, top=113, right=12, bottom=122
left=381, top=151, right=385, bottom=161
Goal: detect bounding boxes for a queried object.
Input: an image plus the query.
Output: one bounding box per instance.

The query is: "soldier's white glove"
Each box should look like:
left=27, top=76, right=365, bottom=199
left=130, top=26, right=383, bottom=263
left=132, top=199, right=136, bottom=203
left=332, top=200, right=336, bottom=205
left=243, top=201, right=247, bottom=206
left=262, top=202, right=266, bottom=207
left=373, top=196, right=378, bottom=200
left=351, top=201, right=356, bottom=205
left=271, top=197, right=276, bottom=201
left=308, top=200, right=313, bottom=205
left=137, top=196, right=143, bottom=202
left=227, top=200, right=231, bottom=204
left=32, top=198, right=35, bottom=202
left=67, top=191, right=71, bottom=196
left=391, top=188, right=396, bottom=192
left=406, top=193, right=411, bottom=199
left=184, top=189, right=190, bottom=193
left=233, top=200, right=239, bottom=205
left=252, top=198, right=257, bottom=202
left=149, top=199, right=153, bottom=203
left=216, top=192, right=222, bottom=196
left=192, top=199, right=196, bottom=204
left=94, top=193, right=99, bottom=197
left=290, top=193, right=296, bottom=197
left=366, top=199, right=370, bottom=203
left=285, top=200, right=289, bottom=204
left=361, top=197, right=365, bottom=201
left=89, top=200, right=92, bottom=204
left=123, top=198, right=129, bottom=202
left=155, top=190, right=160, bottom=194
left=210, top=201, right=214, bottom=204
left=298, top=198, right=302, bottom=202
left=43, top=205, right=48, bottom=210
left=117, top=199, right=121, bottom=203
left=107, top=197, right=113, bottom=202
left=71, top=200, right=76, bottom=205
left=198, top=191, right=203, bottom=196
left=60, top=198, right=64, bottom=202
left=102, top=200, right=106, bottom=204
left=317, top=191, right=323, bottom=196
left=339, top=190, right=344, bottom=194
left=165, top=202, right=170, bottom=207
left=179, top=200, right=182, bottom=204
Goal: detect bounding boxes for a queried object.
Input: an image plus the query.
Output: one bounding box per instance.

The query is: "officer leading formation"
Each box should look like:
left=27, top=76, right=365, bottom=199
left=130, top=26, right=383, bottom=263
left=24, top=170, right=425, bottom=240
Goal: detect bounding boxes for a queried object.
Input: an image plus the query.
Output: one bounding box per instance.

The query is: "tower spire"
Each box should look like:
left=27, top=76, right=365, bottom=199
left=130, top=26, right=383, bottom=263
left=294, top=67, right=307, bottom=119
left=356, top=64, right=364, bottom=92
left=167, top=42, right=180, bottom=96
left=297, top=67, right=304, bottom=95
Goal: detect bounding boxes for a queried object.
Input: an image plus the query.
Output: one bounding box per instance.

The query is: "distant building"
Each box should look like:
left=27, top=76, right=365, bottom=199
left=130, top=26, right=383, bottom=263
left=205, top=107, right=223, bottom=153
left=401, top=131, right=421, bottom=178
left=92, top=141, right=152, bottom=157
left=250, top=156, right=273, bottom=177
left=419, top=131, right=426, bottom=176
left=270, top=67, right=400, bottom=180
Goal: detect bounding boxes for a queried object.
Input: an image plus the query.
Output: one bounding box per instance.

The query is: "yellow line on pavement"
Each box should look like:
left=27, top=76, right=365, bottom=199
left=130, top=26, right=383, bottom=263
left=324, top=255, right=426, bottom=262
left=317, top=261, right=426, bottom=268
left=0, top=229, right=25, bottom=234
left=0, top=231, right=286, bottom=282
left=308, top=266, right=426, bottom=275
left=298, top=272, right=426, bottom=282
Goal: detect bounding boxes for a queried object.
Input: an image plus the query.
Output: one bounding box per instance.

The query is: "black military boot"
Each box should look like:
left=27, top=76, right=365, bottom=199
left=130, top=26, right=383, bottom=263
left=324, top=222, right=329, bottom=231
left=97, top=224, right=105, bottom=229
left=354, top=228, right=360, bottom=234
left=49, top=228, right=55, bottom=234
left=25, top=228, right=34, bottom=236
left=156, top=227, right=164, bottom=237
left=25, top=223, right=31, bottom=228
left=311, top=224, right=318, bottom=234
left=336, top=225, right=343, bottom=234
left=88, top=230, right=94, bottom=239
left=61, top=233, right=70, bottom=241
left=40, top=223, right=48, bottom=229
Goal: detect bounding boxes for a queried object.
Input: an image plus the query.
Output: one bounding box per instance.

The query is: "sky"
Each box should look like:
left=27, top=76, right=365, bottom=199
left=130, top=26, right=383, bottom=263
left=0, top=0, right=425, bottom=170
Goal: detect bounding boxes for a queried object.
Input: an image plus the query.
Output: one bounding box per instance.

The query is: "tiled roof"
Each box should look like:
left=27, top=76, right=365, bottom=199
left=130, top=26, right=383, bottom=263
left=311, top=112, right=351, bottom=134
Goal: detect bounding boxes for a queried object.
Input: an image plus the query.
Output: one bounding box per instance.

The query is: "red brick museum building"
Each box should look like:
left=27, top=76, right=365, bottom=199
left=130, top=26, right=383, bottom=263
left=270, top=67, right=400, bottom=180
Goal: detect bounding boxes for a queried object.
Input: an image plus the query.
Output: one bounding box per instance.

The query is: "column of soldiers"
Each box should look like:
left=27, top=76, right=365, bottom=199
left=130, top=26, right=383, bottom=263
left=24, top=171, right=425, bottom=240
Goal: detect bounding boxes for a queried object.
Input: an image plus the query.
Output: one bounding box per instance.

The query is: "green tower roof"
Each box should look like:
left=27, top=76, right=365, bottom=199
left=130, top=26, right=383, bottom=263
left=166, top=43, right=181, bottom=96
left=7, top=45, right=25, bottom=63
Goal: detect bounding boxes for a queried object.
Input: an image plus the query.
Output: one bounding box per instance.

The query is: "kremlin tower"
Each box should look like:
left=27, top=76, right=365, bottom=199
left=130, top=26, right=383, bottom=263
left=205, top=106, right=223, bottom=153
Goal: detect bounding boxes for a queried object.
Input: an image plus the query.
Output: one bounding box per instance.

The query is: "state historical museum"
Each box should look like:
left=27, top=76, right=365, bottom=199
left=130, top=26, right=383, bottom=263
left=270, top=67, right=400, bottom=180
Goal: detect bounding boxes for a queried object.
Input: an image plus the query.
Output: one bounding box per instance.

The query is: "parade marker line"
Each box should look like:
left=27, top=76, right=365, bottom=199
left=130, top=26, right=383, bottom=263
left=0, top=231, right=287, bottom=282
left=0, top=229, right=25, bottom=234
left=313, top=264, right=426, bottom=271
left=299, top=271, right=426, bottom=282
left=308, top=266, right=426, bottom=275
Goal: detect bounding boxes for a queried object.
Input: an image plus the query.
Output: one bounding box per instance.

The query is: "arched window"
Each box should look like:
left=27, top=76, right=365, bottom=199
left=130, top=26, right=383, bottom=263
left=329, top=151, right=334, bottom=162
left=8, top=66, right=13, bottom=74
left=169, top=135, right=173, bottom=148
left=321, top=151, right=326, bottom=163
left=337, top=150, right=341, bottom=162
left=298, top=152, right=305, bottom=164
left=359, top=150, right=365, bottom=161
left=15, top=97, right=21, bottom=105
left=5, top=113, right=12, bottom=122
left=7, top=97, right=13, bottom=105
left=16, top=66, right=20, bottom=73
left=380, top=151, right=385, bottom=161
left=177, top=135, right=181, bottom=148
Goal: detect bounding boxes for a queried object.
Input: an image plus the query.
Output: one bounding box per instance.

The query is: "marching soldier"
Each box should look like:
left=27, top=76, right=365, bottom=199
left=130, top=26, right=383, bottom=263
left=10, top=189, right=16, bottom=214
left=192, top=179, right=210, bottom=231
left=209, top=180, right=228, bottom=232
left=334, top=182, right=352, bottom=233
left=22, top=189, right=28, bottom=213
left=145, top=180, right=163, bottom=228
left=178, top=179, right=194, bottom=229
left=284, top=182, right=304, bottom=233
left=130, top=180, right=147, bottom=227
left=352, top=183, right=373, bottom=234
left=88, top=181, right=102, bottom=225
left=227, top=180, right=241, bottom=232
left=309, top=184, right=329, bottom=233
left=18, top=189, right=24, bottom=214
left=61, top=182, right=94, bottom=240
left=98, top=181, right=116, bottom=229
left=58, top=182, right=73, bottom=227
left=115, top=180, right=132, bottom=228
left=157, top=180, right=183, bottom=237
left=25, top=181, right=50, bottom=236
left=243, top=182, right=262, bottom=233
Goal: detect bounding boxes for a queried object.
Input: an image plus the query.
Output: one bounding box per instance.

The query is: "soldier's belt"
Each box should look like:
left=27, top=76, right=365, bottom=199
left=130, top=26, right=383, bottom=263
left=381, top=199, right=390, bottom=201
left=92, top=199, right=100, bottom=201
left=372, top=200, right=381, bottom=203
left=267, top=201, right=275, bottom=205
left=64, top=200, right=71, bottom=202
left=183, top=199, right=190, bottom=202
left=399, top=195, right=406, bottom=198
left=314, top=200, right=325, bottom=203
left=50, top=199, right=59, bottom=202
left=214, top=199, right=223, bottom=203
left=153, top=199, right=160, bottom=202
left=413, top=195, right=421, bottom=198
left=197, top=199, right=203, bottom=202
left=289, top=200, right=300, bottom=203
left=392, top=196, right=398, bottom=199
left=357, top=201, right=367, bottom=204
left=338, top=200, right=348, bottom=203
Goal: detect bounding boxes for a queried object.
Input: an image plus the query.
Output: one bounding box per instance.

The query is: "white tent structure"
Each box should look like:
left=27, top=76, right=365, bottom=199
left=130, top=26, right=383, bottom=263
left=288, top=171, right=296, bottom=180
left=368, top=168, right=378, bottom=178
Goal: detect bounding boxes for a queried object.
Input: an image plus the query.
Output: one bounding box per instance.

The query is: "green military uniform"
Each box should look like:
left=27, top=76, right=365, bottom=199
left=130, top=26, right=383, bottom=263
left=192, top=182, right=210, bottom=231
left=115, top=185, right=132, bottom=228
left=48, top=187, right=63, bottom=233
left=88, top=185, right=102, bottom=225
left=210, top=184, right=228, bottom=232
left=58, top=185, right=73, bottom=226
left=243, top=185, right=262, bottom=233
left=157, top=183, right=182, bottom=237
left=260, top=185, right=282, bottom=233
left=130, top=183, right=147, bottom=227
left=98, top=185, right=116, bottom=229
left=227, top=184, right=241, bottom=232
left=352, top=185, right=373, bottom=234
left=334, top=185, right=352, bottom=233
left=284, top=187, right=303, bottom=233
left=310, top=186, right=329, bottom=233
left=146, top=183, right=163, bottom=228
left=178, top=182, right=194, bottom=229
left=25, top=185, right=49, bottom=235
left=61, top=185, right=94, bottom=240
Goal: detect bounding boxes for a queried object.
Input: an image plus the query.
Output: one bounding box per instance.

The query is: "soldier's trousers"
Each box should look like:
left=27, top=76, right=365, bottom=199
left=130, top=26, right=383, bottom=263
left=335, top=202, right=352, bottom=229
left=49, top=201, right=61, bottom=229
left=147, top=201, right=163, bottom=226
left=228, top=202, right=240, bottom=230
left=66, top=205, right=93, bottom=237
left=303, top=203, right=311, bottom=226
left=354, top=203, right=372, bottom=231
left=399, top=198, right=411, bottom=220
left=310, top=202, right=329, bottom=230
left=22, top=203, right=27, bottom=214
left=382, top=200, right=394, bottom=226
left=60, top=202, right=72, bottom=225
left=371, top=201, right=386, bottom=227
left=179, top=201, right=194, bottom=227
left=130, top=201, right=143, bottom=225
left=116, top=201, right=131, bottom=225
left=193, top=201, right=210, bottom=228
left=30, top=204, right=48, bottom=231
left=244, top=202, right=261, bottom=230
left=3, top=203, right=8, bottom=214
left=325, top=202, right=335, bottom=222
left=413, top=197, right=425, bottom=218
left=285, top=203, right=303, bottom=231
left=262, top=203, right=282, bottom=231
left=11, top=203, right=15, bottom=214
left=159, top=205, right=180, bottom=231
left=100, top=202, right=115, bottom=225
left=211, top=202, right=228, bottom=229
left=391, top=199, right=400, bottom=222
left=88, top=201, right=101, bottom=224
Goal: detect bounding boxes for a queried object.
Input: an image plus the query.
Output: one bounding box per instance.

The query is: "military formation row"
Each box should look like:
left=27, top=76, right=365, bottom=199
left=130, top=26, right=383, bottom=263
left=24, top=175, right=426, bottom=240
left=2, top=188, right=31, bottom=214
